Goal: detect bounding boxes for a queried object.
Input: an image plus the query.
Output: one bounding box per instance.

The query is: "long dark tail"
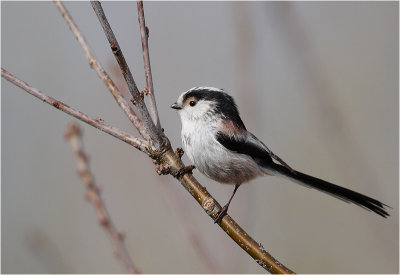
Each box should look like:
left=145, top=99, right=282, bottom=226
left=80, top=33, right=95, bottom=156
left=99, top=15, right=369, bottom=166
left=272, top=164, right=390, bottom=218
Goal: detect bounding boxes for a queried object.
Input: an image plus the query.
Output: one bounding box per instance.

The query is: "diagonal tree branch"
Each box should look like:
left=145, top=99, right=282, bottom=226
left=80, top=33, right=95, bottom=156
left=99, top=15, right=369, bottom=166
left=90, top=0, right=164, bottom=148
left=54, top=0, right=150, bottom=141
left=1, top=68, right=150, bottom=155
left=136, top=1, right=161, bottom=130
left=64, top=122, right=140, bottom=274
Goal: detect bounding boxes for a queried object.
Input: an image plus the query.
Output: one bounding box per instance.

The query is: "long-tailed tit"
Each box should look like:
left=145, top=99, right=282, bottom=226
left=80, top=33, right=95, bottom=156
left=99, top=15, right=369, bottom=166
left=171, top=87, right=389, bottom=223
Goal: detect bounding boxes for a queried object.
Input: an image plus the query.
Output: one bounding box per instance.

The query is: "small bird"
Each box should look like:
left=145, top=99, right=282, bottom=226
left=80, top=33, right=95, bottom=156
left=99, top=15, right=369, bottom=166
left=171, top=87, right=389, bottom=223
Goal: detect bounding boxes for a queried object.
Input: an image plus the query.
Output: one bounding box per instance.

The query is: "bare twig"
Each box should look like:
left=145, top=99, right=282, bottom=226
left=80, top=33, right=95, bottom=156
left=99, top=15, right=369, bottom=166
left=64, top=122, right=140, bottom=274
left=136, top=1, right=161, bottom=129
left=1, top=68, right=150, bottom=155
left=90, top=1, right=164, bottom=148
left=54, top=0, right=150, bottom=141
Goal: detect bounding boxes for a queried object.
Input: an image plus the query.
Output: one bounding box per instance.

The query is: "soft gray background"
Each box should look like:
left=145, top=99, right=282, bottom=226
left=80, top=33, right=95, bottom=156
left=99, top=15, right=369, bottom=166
left=2, top=1, right=398, bottom=273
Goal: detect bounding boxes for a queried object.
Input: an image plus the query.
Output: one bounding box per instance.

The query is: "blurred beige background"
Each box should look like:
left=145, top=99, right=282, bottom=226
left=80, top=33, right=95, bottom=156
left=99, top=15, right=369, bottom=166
left=2, top=1, right=398, bottom=273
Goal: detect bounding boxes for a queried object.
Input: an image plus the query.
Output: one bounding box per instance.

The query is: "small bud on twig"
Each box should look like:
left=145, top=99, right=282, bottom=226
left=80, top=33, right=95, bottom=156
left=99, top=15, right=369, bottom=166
left=155, top=164, right=171, bottom=175
left=175, top=148, right=184, bottom=159
left=175, top=165, right=195, bottom=178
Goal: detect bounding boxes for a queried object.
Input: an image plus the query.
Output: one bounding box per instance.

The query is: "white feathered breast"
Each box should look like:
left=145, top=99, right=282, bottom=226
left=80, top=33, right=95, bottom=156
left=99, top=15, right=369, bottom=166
left=180, top=113, right=265, bottom=184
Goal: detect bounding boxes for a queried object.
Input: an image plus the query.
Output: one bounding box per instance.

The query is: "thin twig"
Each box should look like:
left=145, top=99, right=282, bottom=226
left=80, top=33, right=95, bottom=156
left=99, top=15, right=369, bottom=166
left=64, top=122, right=140, bottom=274
left=54, top=0, right=150, bottom=141
left=90, top=1, right=164, bottom=148
left=1, top=68, right=151, bottom=155
left=136, top=1, right=161, bottom=129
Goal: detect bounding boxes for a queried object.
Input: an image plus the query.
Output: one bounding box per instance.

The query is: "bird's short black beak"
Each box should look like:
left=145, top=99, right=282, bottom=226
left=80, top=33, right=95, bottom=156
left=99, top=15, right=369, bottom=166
left=171, top=103, right=182, bottom=110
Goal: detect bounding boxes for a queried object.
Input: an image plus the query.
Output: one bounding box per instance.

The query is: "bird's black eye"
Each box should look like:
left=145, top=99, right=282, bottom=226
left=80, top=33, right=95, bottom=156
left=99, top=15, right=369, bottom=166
left=189, top=100, right=196, bottom=107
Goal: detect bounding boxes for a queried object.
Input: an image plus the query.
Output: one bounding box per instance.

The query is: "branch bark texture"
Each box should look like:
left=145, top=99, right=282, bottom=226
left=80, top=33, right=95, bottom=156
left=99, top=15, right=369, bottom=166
left=64, top=122, right=140, bottom=274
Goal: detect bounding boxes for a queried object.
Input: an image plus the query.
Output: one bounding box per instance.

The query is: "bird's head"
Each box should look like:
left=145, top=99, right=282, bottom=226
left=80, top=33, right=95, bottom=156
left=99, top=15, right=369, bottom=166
left=171, top=87, right=245, bottom=129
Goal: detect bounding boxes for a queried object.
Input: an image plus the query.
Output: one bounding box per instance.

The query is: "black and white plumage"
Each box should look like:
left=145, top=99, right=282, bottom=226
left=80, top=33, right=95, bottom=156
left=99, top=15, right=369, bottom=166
left=171, top=87, right=389, bottom=222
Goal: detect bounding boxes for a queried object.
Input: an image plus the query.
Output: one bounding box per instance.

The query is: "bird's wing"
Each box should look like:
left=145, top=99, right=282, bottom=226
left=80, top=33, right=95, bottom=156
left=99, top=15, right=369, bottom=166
left=215, top=131, right=275, bottom=168
left=215, top=130, right=296, bottom=173
left=247, top=132, right=296, bottom=173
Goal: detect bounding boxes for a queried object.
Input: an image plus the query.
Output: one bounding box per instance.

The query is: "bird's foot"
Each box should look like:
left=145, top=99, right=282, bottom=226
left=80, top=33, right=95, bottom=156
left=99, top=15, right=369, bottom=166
left=214, top=205, right=229, bottom=224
